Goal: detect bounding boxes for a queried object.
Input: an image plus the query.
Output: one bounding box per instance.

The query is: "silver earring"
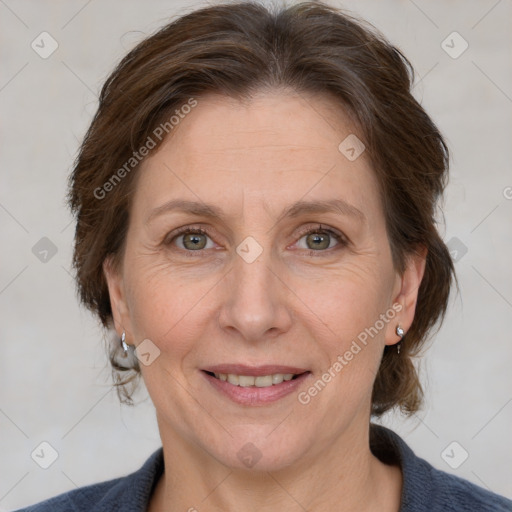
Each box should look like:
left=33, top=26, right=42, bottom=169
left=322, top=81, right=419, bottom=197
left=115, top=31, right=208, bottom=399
left=396, top=325, right=404, bottom=354
left=121, top=331, right=129, bottom=356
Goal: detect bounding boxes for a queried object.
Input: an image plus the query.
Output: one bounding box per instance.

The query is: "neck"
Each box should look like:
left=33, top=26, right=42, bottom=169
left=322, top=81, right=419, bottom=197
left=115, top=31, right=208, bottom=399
left=149, top=414, right=402, bottom=512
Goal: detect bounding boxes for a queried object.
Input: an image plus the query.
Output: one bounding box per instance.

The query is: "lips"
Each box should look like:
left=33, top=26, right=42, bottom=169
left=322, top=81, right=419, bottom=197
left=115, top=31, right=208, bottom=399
left=201, top=367, right=311, bottom=405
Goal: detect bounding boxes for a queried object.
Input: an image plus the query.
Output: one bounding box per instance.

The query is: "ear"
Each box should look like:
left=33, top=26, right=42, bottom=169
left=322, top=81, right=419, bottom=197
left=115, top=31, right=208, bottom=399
left=385, top=245, right=427, bottom=347
left=103, top=255, right=133, bottom=345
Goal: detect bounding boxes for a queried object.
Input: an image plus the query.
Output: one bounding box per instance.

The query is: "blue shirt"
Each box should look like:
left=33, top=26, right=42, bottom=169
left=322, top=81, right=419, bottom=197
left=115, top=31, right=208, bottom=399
left=14, top=424, right=512, bottom=511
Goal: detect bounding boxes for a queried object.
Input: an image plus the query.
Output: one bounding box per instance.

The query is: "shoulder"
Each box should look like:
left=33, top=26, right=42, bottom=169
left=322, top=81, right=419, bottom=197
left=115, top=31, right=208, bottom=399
left=12, top=478, right=125, bottom=512
left=416, top=454, right=512, bottom=511
left=13, top=447, right=164, bottom=512
left=370, top=424, right=512, bottom=512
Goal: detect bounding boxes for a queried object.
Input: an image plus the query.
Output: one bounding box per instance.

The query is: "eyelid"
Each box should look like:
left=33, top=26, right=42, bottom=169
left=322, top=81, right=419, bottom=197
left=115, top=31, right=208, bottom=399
left=291, top=223, right=348, bottom=252
left=164, top=223, right=348, bottom=253
left=293, top=223, right=346, bottom=242
left=164, top=225, right=213, bottom=246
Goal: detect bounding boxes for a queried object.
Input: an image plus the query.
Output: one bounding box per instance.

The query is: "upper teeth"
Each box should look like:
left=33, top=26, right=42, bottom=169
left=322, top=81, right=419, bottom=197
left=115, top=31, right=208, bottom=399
left=214, top=373, right=297, bottom=387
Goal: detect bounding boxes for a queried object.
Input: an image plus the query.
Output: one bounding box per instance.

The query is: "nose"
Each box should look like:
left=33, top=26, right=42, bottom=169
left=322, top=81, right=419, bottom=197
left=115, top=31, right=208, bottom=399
left=217, top=250, right=293, bottom=343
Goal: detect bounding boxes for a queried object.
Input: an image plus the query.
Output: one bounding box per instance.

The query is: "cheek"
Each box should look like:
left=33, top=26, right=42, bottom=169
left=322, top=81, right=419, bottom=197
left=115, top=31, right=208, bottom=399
left=300, top=264, right=394, bottom=400
left=304, top=260, right=393, bottom=337
left=124, top=258, right=218, bottom=352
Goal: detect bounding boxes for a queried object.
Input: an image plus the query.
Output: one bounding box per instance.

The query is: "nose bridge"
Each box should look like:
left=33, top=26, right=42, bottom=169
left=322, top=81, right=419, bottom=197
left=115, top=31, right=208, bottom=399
left=218, top=242, right=291, bottom=341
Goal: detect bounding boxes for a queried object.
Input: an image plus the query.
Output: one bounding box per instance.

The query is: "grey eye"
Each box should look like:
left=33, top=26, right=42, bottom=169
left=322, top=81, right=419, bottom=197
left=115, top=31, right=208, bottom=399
left=172, top=229, right=214, bottom=251
left=304, top=232, right=332, bottom=250
left=296, top=229, right=342, bottom=251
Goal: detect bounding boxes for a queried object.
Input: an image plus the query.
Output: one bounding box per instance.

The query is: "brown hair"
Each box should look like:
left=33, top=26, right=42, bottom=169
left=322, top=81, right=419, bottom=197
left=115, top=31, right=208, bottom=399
left=68, top=0, right=457, bottom=414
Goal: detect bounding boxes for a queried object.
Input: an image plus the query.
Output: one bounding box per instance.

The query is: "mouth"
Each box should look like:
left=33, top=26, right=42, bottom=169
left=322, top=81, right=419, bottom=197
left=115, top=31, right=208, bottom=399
left=200, top=365, right=312, bottom=405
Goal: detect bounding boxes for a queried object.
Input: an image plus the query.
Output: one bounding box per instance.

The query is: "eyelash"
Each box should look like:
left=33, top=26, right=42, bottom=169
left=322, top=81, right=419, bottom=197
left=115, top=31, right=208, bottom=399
left=165, top=224, right=347, bottom=258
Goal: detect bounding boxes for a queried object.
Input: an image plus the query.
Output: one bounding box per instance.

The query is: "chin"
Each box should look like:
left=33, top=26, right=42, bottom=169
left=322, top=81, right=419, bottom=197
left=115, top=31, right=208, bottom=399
left=206, top=428, right=309, bottom=472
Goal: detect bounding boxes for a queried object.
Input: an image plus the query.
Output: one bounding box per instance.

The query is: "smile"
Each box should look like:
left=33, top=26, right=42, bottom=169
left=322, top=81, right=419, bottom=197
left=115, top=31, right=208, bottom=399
left=201, top=369, right=311, bottom=405
left=209, top=372, right=301, bottom=387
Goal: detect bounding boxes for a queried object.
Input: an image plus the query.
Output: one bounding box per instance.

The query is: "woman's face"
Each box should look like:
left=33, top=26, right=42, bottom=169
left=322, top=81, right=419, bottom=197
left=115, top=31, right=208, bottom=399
left=105, top=90, right=425, bottom=471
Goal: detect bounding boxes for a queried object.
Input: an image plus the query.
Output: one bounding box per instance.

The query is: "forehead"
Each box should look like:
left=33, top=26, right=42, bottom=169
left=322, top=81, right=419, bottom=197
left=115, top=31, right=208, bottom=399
left=165, top=90, right=360, bottom=158
left=134, top=90, right=381, bottom=223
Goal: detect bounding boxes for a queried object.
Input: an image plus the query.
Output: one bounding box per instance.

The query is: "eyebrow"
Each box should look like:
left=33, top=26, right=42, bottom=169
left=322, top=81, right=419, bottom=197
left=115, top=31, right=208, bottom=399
left=145, top=198, right=366, bottom=225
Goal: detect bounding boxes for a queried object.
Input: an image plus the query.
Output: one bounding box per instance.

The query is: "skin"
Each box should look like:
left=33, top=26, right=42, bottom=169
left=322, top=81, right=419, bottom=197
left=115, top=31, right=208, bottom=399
left=104, top=89, right=426, bottom=512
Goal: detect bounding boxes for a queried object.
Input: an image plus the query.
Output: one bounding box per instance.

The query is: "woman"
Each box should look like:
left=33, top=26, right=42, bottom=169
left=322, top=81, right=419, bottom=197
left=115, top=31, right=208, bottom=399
left=15, top=1, right=512, bottom=511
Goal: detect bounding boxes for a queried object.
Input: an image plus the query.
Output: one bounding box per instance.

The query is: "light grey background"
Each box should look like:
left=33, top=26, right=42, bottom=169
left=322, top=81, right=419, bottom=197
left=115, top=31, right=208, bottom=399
left=1, top=0, right=511, bottom=510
